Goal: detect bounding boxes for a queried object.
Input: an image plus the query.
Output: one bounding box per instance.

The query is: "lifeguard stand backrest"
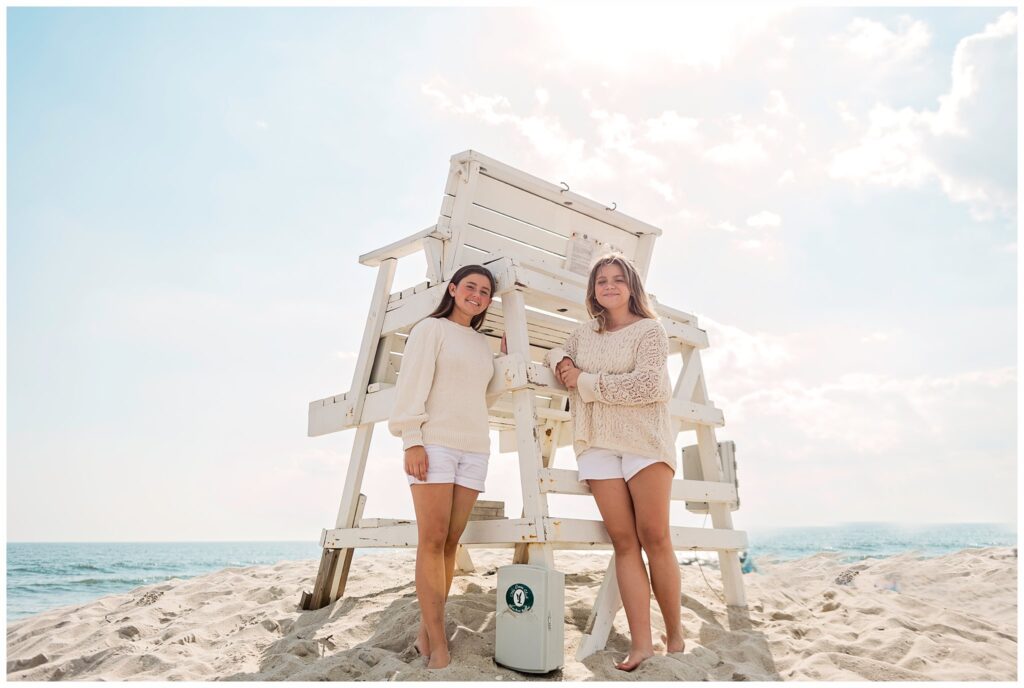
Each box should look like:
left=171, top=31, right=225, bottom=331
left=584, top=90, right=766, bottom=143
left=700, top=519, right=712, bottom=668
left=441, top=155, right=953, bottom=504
left=436, top=150, right=661, bottom=282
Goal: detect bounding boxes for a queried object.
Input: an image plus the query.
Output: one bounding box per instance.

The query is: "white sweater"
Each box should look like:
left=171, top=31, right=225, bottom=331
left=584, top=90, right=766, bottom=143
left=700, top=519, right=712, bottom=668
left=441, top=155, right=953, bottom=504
left=388, top=317, right=499, bottom=453
left=546, top=318, right=676, bottom=470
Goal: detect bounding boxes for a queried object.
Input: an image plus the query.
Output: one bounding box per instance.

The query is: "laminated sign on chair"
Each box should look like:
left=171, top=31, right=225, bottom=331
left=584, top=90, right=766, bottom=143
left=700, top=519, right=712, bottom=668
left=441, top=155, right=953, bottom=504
left=299, top=150, right=750, bottom=661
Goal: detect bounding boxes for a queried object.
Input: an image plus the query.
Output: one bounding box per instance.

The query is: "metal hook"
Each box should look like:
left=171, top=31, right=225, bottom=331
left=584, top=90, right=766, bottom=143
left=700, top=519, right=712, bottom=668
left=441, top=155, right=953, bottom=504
left=605, top=201, right=617, bottom=211
left=560, top=182, right=570, bottom=193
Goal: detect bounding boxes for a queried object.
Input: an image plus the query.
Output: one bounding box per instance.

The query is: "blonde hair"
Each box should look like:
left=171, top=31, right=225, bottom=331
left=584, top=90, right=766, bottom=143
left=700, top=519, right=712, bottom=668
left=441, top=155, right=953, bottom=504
left=586, top=254, right=658, bottom=333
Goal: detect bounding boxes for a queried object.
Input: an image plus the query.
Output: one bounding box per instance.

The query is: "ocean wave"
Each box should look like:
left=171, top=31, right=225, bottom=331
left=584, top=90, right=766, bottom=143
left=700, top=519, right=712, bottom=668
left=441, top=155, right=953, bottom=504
left=8, top=577, right=172, bottom=591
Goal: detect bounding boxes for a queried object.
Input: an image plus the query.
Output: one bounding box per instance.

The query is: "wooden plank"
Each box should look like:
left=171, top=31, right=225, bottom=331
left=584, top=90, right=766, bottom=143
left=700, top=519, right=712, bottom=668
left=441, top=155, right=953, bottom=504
left=481, top=301, right=578, bottom=338
left=307, top=492, right=368, bottom=610
left=359, top=518, right=413, bottom=528
left=466, top=204, right=569, bottom=256
left=454, top=544, right=475, bottom=575
left=442, top=159, right=481, bottom=278
left=332, top=493, right=367, bottom=602
left=307, top=549, right=341, bottom=610
left=500, top=261, right=588, bottom=310
left=541, top=518, right=748, bottom=551
left=669, top=399, right=725, bottom=427
left=650, top=296, right=697, bottom=326
left=452, top=149, right=663, bottom=238
left=674, top=345, right=702, bottom=405
left=460, top=224, right=567, bottom=273
left=348, top=260, right=398, bottom=426
left=451, top=244, right=491, bottom=273
left=308, top=366, right=712, bottom=437
left=423, top=237, right=444, bottom=283
left=323, top=518, right=539, bottom=548
left=537, top=468, right=738, bottom=503
left=440, top=194, right=455, bottom=219
left=359, top=225, right=449, bottom=267
left=661, top=318, right=709, bottom=349
left=687, top=343, right=747, bottom=608
left=503, top=289, right=555, bottom=569
left=322, top=428, right=375, bottom=604
left=308, top=394, right=352, bottom=437
left=575, top=554, right=622, bottom=661
left=490, top=399, right=570, bottom=422
left=634, top=233, right=656, bottom=281
left=474, top=174, right=641, bottom=258
left=380, top=284, right=446, bottom=334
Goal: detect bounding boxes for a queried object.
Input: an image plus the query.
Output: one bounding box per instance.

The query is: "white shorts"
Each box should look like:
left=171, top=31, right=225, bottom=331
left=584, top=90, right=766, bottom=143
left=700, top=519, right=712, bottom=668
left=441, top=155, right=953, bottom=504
left=406, top=444, right=489, bottom=492
left=577, top=446, right=663, bottom=483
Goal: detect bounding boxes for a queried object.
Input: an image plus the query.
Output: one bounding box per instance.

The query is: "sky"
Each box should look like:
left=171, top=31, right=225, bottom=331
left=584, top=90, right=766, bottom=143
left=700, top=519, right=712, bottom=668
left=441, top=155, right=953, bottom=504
left=6, top=5, right=1018, bottom=542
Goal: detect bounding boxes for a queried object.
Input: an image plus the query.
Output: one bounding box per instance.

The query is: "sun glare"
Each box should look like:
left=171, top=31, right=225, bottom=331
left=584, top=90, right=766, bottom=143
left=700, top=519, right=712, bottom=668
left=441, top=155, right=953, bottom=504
left=534, top=5, right=786, bottom=72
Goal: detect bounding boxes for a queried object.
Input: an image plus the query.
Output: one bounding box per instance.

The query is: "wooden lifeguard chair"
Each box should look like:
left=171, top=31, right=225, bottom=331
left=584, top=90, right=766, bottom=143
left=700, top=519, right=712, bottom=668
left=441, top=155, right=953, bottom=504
left=301, top=150, right=749, bottom=660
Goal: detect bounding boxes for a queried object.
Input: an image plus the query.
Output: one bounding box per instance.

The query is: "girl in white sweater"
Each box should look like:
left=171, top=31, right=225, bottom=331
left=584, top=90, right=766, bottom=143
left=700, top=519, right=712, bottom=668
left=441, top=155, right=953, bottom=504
left=546, top=254, right=685, bottom=671
left=388, top=265, right=501, bottom=670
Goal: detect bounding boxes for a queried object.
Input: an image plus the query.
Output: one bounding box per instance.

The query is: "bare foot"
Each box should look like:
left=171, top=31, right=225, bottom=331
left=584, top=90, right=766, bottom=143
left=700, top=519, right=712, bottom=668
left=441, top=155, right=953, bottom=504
left=661, top=631, right=686, bottom=654
left=426, top=645, right=450, bottom=669
left=614, top=647, right=655, bottom=672
left=414, top=625, right=430, bottom=660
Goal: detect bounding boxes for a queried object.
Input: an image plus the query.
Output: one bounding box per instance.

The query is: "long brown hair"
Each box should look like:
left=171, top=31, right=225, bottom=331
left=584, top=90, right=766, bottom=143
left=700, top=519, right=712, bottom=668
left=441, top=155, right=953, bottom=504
left=427, top=264, right=496, bottom=331
left=586, top=254, right=658, bottom=333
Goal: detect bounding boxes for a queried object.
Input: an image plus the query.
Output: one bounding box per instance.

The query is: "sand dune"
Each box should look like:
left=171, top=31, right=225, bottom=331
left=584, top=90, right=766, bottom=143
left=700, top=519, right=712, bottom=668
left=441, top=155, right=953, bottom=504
left=6, top=547, right=1016, bottom=681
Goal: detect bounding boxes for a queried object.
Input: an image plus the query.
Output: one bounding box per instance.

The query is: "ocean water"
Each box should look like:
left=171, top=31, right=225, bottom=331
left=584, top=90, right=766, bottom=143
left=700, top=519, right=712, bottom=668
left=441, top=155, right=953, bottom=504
left=6, top=541, right=324, bottom=623
left=6, top=523, right=1016, bottom=623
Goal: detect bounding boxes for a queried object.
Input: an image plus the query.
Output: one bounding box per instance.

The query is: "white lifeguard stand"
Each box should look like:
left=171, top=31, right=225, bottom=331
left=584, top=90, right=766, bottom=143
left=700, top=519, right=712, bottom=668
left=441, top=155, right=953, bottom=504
left=301, top=150, right=748, bottom=659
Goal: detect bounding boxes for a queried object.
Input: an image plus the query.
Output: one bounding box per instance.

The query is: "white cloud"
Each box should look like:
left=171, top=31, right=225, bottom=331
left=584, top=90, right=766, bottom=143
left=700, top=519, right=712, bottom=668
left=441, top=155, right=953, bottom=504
left=734, top=239, right=764, bottom=251
left=829, top=104, right=935, bottom=187
left=746, top=211, right=782, bottom=228
left=835, top=101, right=858, bottom=126
left=591, top=109, right=662, bottom=167
left=697, top=319, right=1015, bottom=525
left=713, top=221, right=740, bottom=233
left=834, top=15, right=931, bottom=62
left=644, top=111, right=702, bottom=145
left=764, top=89, right=789, bottom=116
left=704, top=116, right=778, bottom=167
left=777, top=169, right=795, bottom=185
left=535, top=88, right=550, bottom=107
left=421, top=78, right=612, bottom=182
left=827, top=12, right=1016, bottom=220
left=650, top=179, right=675, bottom=202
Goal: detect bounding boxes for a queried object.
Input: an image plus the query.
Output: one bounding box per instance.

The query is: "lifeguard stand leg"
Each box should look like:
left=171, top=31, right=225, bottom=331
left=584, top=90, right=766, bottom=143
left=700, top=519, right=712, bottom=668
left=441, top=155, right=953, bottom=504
left=575, top=554, right=623, bottom=660
left=503, top=290, right=555, bottom=569
left=306, top=423, right=374, bottom=609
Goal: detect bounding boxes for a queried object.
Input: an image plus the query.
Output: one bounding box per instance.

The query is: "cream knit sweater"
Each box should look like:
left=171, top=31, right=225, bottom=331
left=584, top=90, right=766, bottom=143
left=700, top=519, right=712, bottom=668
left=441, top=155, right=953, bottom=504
left=546, top=318, right=676, bottom=471
left=388, top=317, right=499, bottom=453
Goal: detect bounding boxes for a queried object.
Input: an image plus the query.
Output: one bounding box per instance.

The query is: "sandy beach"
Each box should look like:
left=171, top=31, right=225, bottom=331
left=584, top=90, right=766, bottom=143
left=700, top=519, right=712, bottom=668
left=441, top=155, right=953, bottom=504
left=6, top=546, right=1016, bottom=681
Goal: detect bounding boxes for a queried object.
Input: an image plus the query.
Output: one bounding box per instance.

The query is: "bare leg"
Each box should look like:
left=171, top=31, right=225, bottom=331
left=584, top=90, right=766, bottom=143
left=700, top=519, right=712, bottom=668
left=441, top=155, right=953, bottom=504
left=628, top=463, right=685, bottom=654
left=443, top=485, right=481, bottom=597
left=415, top=485, right=479, bottom=660
left=588, top=478, right=655, bottom=672
left=410, top=483, right=454, bottom=669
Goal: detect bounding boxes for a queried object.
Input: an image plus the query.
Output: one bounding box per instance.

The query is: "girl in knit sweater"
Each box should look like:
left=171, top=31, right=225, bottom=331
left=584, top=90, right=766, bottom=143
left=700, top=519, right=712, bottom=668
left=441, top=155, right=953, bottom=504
left=546, top=254, right=685, bottom=671
left=388, top=265, right=502, bottom=669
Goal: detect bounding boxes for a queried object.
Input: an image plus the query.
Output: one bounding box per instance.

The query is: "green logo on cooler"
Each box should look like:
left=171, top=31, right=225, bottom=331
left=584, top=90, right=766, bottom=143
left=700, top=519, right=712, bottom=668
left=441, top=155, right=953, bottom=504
left=505, top=583, right=534, bottom=613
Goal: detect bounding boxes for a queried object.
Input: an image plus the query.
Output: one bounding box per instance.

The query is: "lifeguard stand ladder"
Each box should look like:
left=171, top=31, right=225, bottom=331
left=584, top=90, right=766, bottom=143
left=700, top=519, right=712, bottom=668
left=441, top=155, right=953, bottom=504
left=301, top=150, right=748, bottom=660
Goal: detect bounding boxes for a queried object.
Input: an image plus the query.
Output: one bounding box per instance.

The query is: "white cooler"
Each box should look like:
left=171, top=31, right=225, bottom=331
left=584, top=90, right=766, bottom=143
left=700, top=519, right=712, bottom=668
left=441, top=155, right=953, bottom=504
left=494, top=565, right=564, bottom=673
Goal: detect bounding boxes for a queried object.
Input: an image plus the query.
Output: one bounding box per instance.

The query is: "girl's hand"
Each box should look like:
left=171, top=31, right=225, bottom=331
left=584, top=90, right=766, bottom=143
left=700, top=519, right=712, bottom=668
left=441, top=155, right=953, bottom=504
left=554, top=356, right=574, bottom=382
left=561, top=365, right=582, bottom=390
left=405, top=446, right=429, bottom=482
